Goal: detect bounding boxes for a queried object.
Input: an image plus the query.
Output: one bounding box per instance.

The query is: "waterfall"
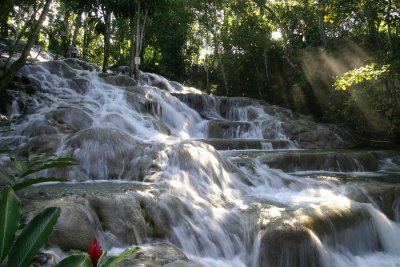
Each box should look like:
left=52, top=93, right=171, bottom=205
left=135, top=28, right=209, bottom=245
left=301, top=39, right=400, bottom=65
left=1, top=59, right=400, bottom=266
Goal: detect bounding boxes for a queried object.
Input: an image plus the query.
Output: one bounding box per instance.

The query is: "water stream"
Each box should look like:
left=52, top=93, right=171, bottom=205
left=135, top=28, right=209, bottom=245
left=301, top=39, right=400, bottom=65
left=1, top=59, right=400, bottom=266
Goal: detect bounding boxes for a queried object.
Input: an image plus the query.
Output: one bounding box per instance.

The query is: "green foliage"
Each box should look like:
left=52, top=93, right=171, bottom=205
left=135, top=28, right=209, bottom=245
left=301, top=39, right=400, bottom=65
left=333, top=64, right=390, bottom=91
left=0, top=186, right=61, bottom=267
left=327, top=64, right=400, bottom=145
left=55, top=247, right=140, bottom=267
left=54, top=254, right=92, bottom=267
left=0, top=153, right=79, bottom=191
left=101, top=247, right=140, bottom=267
left=0, top=186, right=21, bottom=263
left=0, top=147, right=80, bottom=267
left=8, top=207, right=61, bottom=267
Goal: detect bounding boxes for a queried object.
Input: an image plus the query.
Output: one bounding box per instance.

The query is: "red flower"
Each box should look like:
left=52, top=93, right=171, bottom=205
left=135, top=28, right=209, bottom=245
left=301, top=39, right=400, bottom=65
left=88, top=239, right=103, bottom=267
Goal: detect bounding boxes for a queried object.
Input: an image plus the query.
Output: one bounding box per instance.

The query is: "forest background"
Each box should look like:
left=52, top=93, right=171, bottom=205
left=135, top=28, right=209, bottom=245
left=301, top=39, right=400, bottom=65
left=0, top=0, right=399, bottom=147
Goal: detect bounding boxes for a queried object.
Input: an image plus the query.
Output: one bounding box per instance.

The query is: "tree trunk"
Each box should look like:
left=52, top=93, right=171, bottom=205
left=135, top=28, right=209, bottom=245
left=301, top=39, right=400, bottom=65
left=260, top=4, right=296, bottom=68
left=386, top=0, right=393, bottom=55
left=102, top=8, right=112, bottom=73
left=129, top=13, right=135, bottom=77
left=203, top=0, right=210, bottom=94
left=82, top=13, right=89, bottom=61
left=0, top=0, right=13, bottom=37
left=62, top=9, right=70, bottom=57
left=317, top=0, right=327, bottom=47
left=134, top=0, right=141, bottom=78
left=0, top=0, right=53, bottom=94
left=263, top=49, right=270, bottom=83
left=68, top=11, right=82, bottom=58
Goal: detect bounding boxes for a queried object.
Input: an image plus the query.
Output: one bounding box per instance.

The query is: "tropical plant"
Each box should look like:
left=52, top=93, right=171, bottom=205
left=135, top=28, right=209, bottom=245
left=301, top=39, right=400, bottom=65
left=0, top=149, right=79, bottom=267
left=55, top=239, right=140, bottom=267
left=0, top=152, right=79, bottom=191
left=0, top=185, right=61, bottom=267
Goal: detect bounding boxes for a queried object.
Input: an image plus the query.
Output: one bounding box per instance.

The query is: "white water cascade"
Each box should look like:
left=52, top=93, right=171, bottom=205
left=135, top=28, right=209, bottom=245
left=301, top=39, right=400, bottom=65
left=1, top=59, right=400, bottom=267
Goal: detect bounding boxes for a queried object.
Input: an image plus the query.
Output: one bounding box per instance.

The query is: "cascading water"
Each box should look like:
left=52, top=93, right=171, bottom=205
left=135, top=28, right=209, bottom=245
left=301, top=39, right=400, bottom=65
left=1, top=59, right=400, bottom=266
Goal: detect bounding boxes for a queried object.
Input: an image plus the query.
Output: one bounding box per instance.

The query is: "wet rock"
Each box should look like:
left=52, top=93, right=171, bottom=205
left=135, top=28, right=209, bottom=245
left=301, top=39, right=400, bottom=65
left=101, top=74, right=138, bottom=87
left=17, top=135, right=61, bottom=156
left=207, top=120, right=252, bottom=139
left=31, top=251, right=57, bottom=267
left=45, top=106, right=93, bottom=133
left=40, top=61, right=77, bottom=79
left=63, top=58, right=100, bottom=72
left=119, top=242, right=191, bottom=267
left=125, top=89, right=163, bottom=118
left=201, top=138, right=292, bottom=150
left=281, top=119, right=352, bottom=149
left=49, top=203, right=101, bottom=251
left=173, top=93, right=220, bottom=119
left=68, top=77, right=90, bottom=94
left=65, top=127, right=159, bottom=180
left=21, top=120, right=58, bottom=137
left=258, top=223, right=323, bottom=267
left=89, top=194, right=147, bottom=245
left=258, top=150, right=392, bottom=172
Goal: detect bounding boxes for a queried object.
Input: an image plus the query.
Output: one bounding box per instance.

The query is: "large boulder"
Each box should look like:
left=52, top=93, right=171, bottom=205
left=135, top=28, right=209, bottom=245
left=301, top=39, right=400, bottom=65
left=100, top=73, right=138, bottom=87
left=45, top=106, right=93, bottom=133
left=88, top=195, right=147, bottom=245
left=65, top=127, right=160, bottom=180
left=119, top=242, right=193, bottom=267
left=49, top=203, right=101, bottom=251
left=207, top=120, right=252, bottom=139
left=280, top=119, right=352, bottom=149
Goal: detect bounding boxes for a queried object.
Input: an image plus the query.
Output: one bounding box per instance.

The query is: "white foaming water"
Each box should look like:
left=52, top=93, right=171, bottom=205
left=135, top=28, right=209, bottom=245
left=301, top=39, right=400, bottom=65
left=2, top=60, right=400, bottom=266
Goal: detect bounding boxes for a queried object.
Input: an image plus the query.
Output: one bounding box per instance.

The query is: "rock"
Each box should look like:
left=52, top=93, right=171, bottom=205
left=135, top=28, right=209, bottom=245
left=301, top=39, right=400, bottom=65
left=68, top=77, right=90, bottom=94
left=207, top=120, right=252, bottom=139
left=125, top=87, right=163, bottom=118
left=49, top=203, right=101, bottom=251
left=119, top=242, right=190, bottom=267
left=21, top=120, right=58, bottom=137
left=63, top=58, right=100, bottom=72
left=110, top=65, right=130, bottom=75
left=258, top=223, right=323, bottom=267
left=65, top=127, right=159, bottom=180
left=45, top=106, right=93, bottom=133
left=17, top=135, right=61, bottom=156
left=281, top=119, right=352, bottom=149
left=89, top=194, right=147, bottom=245
left=257, top=150, right=390, bottom=172
left=18, top=182, right=173, bottom=254
left=101, top=74, right=138, bottom=87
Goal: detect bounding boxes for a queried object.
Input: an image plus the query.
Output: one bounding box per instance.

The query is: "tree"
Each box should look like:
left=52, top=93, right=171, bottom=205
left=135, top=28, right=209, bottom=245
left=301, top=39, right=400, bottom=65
left=0, top=0, right=53, bottom=94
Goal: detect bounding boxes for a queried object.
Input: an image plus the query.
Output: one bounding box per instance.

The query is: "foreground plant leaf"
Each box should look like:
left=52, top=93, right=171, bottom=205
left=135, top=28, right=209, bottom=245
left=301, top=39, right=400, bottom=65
left=7, top=207, right=61, bottom=267
left=12, top=177, right=66, bottom=191
left=54, top=254, right=92, bottom=267
left=0, top=186, right=21, bottom=264
left=102, top=247, right=140, bottom=267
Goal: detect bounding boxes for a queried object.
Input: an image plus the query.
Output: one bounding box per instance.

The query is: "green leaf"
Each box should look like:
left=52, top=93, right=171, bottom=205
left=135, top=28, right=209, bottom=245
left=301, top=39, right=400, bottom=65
left=69, top=249, right=87, bottom=255
left=20, top=158, right=79, bottom=178
left=14, top=160, right=28, bottom=174
left=97, top=251, right=108, bottom=266
left=12, top=177, right=66, bottom=191
left=54, top=254, right=92, bottom=267
left=0, top=172, right=16, bottom=186
left=7, top=207, right=61, bottom=267
left=0, top=148, right=11, bottom=154
left=102, top=247, right=140, bottom=267
left=0, top=186, right=21, bottom=264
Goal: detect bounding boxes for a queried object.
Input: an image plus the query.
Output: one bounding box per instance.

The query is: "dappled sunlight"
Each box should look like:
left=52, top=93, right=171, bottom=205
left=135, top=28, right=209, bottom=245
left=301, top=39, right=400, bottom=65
left=300, top=41, right=371, bottom=109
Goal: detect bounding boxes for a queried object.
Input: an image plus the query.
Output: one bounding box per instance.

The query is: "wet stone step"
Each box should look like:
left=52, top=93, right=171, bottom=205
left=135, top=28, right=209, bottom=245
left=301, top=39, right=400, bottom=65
left=225, top=150, right=400, bottom=173
left=246, top=201, right=382, bottom=267
left=206, top=120, right=253, bottom=139
left=199, top=138, right=293, bottom=150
